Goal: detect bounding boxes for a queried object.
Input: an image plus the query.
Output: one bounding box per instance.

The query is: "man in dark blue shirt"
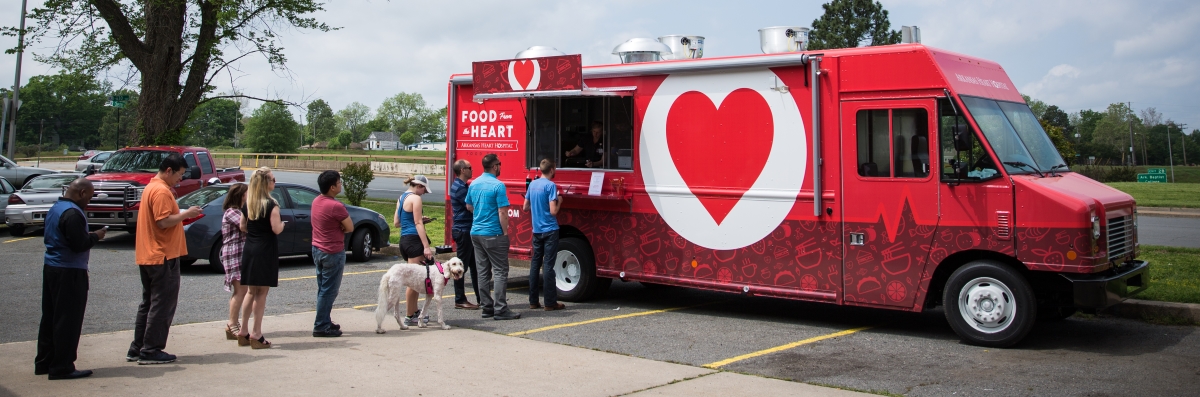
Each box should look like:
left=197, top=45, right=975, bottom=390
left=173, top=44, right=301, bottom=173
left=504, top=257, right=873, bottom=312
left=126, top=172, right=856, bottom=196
left=36, top=178, right=106, bottom=380
left=450, top=159, right=479, bottom=309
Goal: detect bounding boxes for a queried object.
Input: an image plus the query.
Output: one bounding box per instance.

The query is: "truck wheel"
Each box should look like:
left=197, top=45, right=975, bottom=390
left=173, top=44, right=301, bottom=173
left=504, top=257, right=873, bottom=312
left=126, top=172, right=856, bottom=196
left=208, top=238, right=225, bottom=274
left=350, top=228, right=373, bottom=262
left=943, top=260, right=1037, bottom=348
left=8, top=224, right=24, bottom=237
left=554, top=237, right=610, bottom=302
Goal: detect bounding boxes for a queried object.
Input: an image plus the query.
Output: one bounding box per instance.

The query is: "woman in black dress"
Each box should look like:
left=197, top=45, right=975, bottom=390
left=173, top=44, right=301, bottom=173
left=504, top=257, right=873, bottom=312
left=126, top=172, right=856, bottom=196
left=239, top=167, right=285, bottom=349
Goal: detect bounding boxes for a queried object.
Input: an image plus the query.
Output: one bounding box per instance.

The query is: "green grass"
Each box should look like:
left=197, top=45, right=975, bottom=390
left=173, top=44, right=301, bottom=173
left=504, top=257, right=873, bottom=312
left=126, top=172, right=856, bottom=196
left=1131, top=165, right=1200, bottom=184
left=1106, top=182, right=1200, bottom=208
left=342, top=198, right=446, bottom=246
left=1136, top=245, right=1200, bottom=304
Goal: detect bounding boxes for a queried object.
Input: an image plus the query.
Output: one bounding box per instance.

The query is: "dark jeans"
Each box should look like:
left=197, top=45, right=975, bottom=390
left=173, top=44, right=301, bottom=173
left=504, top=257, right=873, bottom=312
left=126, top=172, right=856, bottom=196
left=472, top=234, right=510, bottom=315
left=35, top=265, right=89, bottom=376
left=452, top=229, right=479, bottom=305
left=312, top=247, right=346, bottom=332
left=129, top=258, right=180, bottom=356
left=529, top=230, right=560, bottom=307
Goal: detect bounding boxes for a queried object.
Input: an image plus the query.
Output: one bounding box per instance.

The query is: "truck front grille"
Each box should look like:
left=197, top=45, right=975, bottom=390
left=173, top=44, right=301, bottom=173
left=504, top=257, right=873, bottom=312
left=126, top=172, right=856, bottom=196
left=91, top=182, right=141, bottom=209
left=1107, top=216, right=1135, bottom=261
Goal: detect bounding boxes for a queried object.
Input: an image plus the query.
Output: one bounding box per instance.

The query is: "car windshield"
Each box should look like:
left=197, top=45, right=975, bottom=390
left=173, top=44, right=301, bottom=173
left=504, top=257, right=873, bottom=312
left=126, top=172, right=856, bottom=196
left=24, top=175, right=80, bottom=190
left=961, top=96, right=1068, bottom=175
left=178, top=186, right=229, bottom=208
left=101, top=150, right=171, bottom=173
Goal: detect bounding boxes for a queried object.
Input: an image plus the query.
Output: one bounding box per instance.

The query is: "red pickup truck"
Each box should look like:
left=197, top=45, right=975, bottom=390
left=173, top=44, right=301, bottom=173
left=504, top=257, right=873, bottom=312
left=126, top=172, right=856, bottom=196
left=84, top=146, right=245, bottom=231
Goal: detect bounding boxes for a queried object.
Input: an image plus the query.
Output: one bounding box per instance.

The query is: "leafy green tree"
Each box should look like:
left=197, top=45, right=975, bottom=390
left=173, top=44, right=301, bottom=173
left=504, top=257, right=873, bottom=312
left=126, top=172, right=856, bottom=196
left=363, top=118, right=390, bottom=135
left=331, top=130, right=354, bottom=149
left=306, top=99, right=336, bottom=142
left=1021, top=95, right=1047, bottom=119
left=1042, top=105, right=1070, bottom=129
left=1040, top=119, right=1076, bottom=165
left=335, top=102, right=372, bottom=142
left=339, top=162, right=374, bottom=206
left=414, top=106, right=447, bottom=142
left=13, top=72, right=109, bottom=148
left=185, top=98, right=241, bottom=148
left=1091, top=103, right=1142, bottom=164
left=243, top=102, right=300, bottom=153
left=399, top=131, right=417, bottom=147
left=376, top=92, right=427, bottom=133
left=808, top=0, right=901, bottom=50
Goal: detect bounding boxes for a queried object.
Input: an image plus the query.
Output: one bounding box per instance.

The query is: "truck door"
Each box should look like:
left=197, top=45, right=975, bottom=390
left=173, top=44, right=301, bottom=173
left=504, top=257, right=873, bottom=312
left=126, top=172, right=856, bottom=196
left=176, top=152, right=202, bottom=193
left=841, top=100, right=940, bottom=308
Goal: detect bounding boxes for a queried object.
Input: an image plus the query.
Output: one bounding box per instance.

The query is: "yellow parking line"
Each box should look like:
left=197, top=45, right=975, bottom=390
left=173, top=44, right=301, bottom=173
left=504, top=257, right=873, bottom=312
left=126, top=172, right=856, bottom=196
left=4, top=237, right=36, bottom=243
left=702, top=326, right=873, bottom=369
left=507, top=302, right=715, bottom=337
left=279, top=268, right=387, bottom=282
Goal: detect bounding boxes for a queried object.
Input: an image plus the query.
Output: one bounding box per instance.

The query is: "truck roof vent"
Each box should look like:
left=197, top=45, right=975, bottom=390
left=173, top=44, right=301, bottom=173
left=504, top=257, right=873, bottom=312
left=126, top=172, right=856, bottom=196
left=657, top=35, right=705, bottom=60
left=612, top=38, right=673, bottom=64
left=758, top=26, right=810, bottom=54
left=901, top=26, right=921, bottom=44
left=515, top=46, right=567, bottom=59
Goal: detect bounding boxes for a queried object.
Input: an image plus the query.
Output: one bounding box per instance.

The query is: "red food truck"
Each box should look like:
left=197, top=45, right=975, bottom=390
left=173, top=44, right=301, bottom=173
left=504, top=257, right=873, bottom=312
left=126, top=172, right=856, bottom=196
left=444, top=36, right=1147, bottom=347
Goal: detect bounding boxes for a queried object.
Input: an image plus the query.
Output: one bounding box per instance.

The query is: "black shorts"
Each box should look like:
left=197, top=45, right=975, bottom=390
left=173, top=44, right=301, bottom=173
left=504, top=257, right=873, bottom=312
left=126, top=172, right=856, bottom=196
left=400, top=234, right=425, bottom=260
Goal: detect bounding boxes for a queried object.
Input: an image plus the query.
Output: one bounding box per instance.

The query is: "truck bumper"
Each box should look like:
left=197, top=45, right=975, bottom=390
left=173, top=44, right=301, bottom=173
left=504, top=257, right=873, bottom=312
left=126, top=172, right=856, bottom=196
left=85, top=210, right=139, bottom=229
left=1060, top=260, right=1148, bottom=310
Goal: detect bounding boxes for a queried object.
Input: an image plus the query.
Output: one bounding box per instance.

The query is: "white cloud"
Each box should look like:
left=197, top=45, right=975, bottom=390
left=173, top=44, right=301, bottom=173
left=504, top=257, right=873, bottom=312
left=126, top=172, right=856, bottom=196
left=1020, top=64, right=1082, bottom=100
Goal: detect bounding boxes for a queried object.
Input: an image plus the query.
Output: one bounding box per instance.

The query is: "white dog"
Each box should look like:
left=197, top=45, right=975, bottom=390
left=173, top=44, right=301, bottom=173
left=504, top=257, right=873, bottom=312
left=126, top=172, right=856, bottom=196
left=375, top=257, right=465, bottom=333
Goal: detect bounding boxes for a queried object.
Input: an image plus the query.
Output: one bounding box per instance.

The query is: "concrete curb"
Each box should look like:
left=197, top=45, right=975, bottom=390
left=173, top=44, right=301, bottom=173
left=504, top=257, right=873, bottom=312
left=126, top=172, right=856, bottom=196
left=1104, top=299, right=1200, bottom=324
left=1139, top=207, right=1200, bottom=219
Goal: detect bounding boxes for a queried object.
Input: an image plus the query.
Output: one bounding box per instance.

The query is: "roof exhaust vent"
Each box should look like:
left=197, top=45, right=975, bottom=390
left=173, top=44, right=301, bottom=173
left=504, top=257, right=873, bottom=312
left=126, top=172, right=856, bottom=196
left=901, top=26, right=921, bottom=44
left=515, top=46, right=567, bottom=59
left=657, top=35, right=705, bottom=60
left=759, top=26, right=809, bottom=54
left=612, top=38, right=673, bottom=64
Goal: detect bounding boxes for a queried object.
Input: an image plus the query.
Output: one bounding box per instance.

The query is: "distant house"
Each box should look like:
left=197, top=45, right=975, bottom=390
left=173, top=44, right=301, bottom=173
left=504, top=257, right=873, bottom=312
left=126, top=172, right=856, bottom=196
left=362, top=131, right=401, bottom=150
left=409, top=142, right=446, bottom=151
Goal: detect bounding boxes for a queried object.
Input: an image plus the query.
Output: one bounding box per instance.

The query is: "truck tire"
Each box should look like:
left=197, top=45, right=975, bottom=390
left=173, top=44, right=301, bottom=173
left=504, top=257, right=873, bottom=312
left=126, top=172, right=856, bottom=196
left=943, top=260, right=1037, bottom=348
left=8, top=224, right=24, bottom=237
left=554, top=237, right=610, bottom=302
left=350, top=228, right=373, bottom=262
left=208, top=238, right=225, bottom=274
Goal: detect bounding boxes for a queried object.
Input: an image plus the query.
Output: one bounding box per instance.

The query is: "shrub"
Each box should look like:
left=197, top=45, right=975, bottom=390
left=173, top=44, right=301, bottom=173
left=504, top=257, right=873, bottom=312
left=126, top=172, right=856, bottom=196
left=340, top=162, right=374, bottom=206
left=17, top=145, right=41, bottom=157
left=1106, top=164, right=1138, bottom=182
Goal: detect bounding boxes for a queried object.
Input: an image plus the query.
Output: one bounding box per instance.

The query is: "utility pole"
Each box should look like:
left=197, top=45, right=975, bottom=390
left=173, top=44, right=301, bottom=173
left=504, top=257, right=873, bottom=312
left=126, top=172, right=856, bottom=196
left=1127, top=102, right=1136, bottom=167
left=1167, top=122, right=1176, bottom=183
left=36, top=119, right=42, bottom=167
left=1180, top=123, right=1188, bottom=166
left=6, top=0, right=30, bottom=159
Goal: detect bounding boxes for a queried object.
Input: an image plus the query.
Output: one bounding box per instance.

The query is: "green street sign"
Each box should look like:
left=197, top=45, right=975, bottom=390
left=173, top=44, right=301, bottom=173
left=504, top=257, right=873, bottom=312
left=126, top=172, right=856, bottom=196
left=1148, top=168, right=1166, bottom=174
left=112, top=101, right=126, bottom=108
left=1137, top=173, right=1167, bottom=183
left=109, top=95, right=129, bottom=102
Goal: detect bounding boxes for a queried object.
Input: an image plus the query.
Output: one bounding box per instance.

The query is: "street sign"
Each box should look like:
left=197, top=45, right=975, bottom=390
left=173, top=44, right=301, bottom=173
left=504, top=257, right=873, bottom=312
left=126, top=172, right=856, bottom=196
left=109, top=94, right=129, bottom=108
left=1148, top=168, right=1166, bottom=174
left=1137, top=173, right=1167, bottom=183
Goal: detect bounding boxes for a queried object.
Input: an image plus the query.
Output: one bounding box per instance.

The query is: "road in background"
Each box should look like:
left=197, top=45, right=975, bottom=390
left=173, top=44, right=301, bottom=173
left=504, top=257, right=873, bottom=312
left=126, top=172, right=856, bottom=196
left=1137, top=216, right=1200, bottom=248
left=266, top=170, right=445, bottom=204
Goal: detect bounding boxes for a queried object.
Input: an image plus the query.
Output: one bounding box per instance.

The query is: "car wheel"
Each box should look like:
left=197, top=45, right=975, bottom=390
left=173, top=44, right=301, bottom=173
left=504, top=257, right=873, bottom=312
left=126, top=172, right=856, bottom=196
left=943, top=260, right=1037, bottom=348
left=351, top=228, right=373, bottom=262
left=208, top=238, right=225, bottom=274
left=8, top=224, right=24, bottom=237
left=554, top=237, right=611, bottom=302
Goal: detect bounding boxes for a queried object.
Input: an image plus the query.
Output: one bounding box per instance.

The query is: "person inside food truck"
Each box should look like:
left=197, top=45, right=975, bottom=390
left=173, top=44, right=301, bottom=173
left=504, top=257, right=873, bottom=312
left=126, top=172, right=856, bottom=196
left=565, top=121, right=605, bottom=168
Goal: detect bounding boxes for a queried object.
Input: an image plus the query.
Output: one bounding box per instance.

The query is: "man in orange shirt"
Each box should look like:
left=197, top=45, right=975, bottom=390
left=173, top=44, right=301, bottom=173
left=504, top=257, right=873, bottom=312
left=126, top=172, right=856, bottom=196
left=126, top=153, right=201, bottom=365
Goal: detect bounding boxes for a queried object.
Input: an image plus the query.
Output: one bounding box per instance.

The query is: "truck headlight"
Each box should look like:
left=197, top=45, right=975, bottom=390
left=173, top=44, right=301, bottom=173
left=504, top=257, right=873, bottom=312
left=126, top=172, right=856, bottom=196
left=1092, top=214, right=1101, bottom=240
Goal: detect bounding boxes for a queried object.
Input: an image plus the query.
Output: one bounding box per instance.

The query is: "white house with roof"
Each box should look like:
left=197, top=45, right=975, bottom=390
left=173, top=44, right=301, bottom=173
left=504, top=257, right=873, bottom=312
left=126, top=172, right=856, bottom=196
left=362, top=131, right=401, bottom=150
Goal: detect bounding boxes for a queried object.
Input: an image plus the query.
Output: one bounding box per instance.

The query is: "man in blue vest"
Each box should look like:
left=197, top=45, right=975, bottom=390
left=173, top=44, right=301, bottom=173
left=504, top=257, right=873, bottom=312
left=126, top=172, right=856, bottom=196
left=35, top=178, right=106, bottom=380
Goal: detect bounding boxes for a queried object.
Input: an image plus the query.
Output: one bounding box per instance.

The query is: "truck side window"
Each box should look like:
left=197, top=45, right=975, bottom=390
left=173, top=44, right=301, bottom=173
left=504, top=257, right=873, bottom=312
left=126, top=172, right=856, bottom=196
left=856, top=108, right=928, bottom=178
left=526, top=96, right=634, bottom=170
left=183, top=153, right=199, bottom=170
left=938, top=98, right=999, bottom=181
left=197, top=152, right=214, bottom=174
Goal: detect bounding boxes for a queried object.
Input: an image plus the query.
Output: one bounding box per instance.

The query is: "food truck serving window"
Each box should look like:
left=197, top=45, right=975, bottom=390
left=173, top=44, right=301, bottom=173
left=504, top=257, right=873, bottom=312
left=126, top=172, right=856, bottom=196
left=526, top=96, right=634, bottom=170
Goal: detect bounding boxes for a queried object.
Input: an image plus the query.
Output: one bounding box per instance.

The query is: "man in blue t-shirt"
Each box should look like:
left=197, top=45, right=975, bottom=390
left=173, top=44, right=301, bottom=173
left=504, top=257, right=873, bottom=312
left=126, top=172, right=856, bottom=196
left=465, top=153, right=520, bottom=320
left=523, top=158, right=566, bottom=311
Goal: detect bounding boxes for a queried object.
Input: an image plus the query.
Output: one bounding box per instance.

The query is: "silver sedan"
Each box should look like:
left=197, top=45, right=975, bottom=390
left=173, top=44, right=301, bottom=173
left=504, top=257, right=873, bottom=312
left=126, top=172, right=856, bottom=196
left=5, top=173, right=85, bottom=236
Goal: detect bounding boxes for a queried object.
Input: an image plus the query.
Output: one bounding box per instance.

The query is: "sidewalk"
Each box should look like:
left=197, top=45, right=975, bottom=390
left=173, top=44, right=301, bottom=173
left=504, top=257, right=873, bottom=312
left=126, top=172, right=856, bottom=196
left=0, top=309, right=871, bottom=397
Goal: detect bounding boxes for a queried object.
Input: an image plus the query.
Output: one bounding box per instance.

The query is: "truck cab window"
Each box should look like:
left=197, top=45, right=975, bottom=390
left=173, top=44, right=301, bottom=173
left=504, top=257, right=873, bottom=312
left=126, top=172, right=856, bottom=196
left=183, top=153, right=199, bottom=170
left=197, top=152, right=215, bottom=174
left=939, top=98, right=999, bottom=181
left=856, top=108, right=928, bottom=178
left=527, top=96, right=633, bottom=170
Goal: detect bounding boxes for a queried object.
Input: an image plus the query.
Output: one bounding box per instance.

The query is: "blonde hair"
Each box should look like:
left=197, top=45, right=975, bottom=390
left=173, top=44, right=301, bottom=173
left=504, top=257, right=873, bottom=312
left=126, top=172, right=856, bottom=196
left=246, top=167, right=277, bottom=220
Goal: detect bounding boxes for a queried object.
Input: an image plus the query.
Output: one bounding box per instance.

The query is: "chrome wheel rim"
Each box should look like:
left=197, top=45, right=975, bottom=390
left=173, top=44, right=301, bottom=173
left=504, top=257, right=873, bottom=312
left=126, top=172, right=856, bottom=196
left=363, top=233, right=373, bottom=259
left=958, top=277, right=1015, bottom=334
left=554, top=250, right=581, bottom=292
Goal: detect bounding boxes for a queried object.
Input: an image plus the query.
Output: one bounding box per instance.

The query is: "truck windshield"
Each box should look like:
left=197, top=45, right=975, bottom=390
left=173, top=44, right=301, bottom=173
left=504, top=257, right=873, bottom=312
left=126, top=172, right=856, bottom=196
left=101, top=150, right=172, bottom=173
left=961, top=96, right=1067, bottom=175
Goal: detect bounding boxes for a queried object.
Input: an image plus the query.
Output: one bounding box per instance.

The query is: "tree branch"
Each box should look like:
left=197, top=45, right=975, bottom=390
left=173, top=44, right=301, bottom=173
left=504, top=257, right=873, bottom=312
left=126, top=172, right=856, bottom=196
left=199, top=94, right=297, bottom=107
left=89, top=0, right=149, bottom=68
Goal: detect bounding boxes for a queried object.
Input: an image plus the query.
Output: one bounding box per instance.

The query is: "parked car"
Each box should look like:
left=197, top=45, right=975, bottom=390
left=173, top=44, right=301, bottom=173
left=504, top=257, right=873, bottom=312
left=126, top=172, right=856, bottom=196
left=178, top=183, right=391, bottom=273
left=78, top=150, right=99, bottom=161
left=76, top=150, right=115, bottom=172
left=85, top=146, right=245, bottom=231
left=0, top=154, right=60, bottom=188
left=5, top=173, right=86, bottom=236
left=0, top=176, right=15, bottom=224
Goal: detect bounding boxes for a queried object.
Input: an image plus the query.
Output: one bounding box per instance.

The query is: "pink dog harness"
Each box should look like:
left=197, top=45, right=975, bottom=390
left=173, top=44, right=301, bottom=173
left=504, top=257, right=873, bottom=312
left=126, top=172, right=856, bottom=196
left=424, top=260, right=449, bottom=295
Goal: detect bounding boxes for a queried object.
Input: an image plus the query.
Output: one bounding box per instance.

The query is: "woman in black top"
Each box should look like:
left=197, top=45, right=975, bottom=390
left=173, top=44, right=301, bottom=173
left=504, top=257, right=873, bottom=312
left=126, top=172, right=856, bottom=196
left=566, top=121, right=605, bottom=168
left=239, top=167, right=285, bottom=349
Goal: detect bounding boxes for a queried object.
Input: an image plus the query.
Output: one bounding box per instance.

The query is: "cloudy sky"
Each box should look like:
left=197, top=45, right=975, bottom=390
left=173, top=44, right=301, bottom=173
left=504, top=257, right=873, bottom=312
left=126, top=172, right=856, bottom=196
left=2, top=0, right=1198, bottom=131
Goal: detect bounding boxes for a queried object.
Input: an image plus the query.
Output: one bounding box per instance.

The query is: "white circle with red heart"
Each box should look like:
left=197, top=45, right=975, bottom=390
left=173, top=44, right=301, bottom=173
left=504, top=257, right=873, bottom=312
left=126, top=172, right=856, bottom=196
left=639, top=68, right=807, bottom=250
left=508, top=59, right=541, bottom=91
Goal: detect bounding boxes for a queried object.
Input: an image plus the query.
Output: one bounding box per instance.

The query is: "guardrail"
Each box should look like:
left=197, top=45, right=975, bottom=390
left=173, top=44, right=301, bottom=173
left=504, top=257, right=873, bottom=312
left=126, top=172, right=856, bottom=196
left=210, top=152, right=446, bottom=176
left=13, top=156, right=78, bottom=162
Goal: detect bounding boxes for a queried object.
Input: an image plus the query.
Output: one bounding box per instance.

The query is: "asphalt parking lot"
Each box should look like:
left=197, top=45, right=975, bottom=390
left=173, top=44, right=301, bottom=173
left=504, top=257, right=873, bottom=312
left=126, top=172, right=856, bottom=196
left=1, top=229, right=1198, bottom=396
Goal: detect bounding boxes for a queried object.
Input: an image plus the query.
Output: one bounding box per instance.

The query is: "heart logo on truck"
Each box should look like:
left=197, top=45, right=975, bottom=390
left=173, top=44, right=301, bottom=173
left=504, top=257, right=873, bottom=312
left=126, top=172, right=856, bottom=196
left=508, top=60, right=540, bottom=91
left=640, top=69, right=807, bottom=250
left=666, top=88, right=774, bottom=224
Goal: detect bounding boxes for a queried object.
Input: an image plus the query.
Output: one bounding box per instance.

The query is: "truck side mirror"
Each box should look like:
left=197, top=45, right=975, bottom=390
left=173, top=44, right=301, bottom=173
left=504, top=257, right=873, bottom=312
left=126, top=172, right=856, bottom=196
left=953, top=125, right=973, bottom=152
left=85, top=164, right=97, bottom=175
left=184, top=165, right=201, bottom=180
